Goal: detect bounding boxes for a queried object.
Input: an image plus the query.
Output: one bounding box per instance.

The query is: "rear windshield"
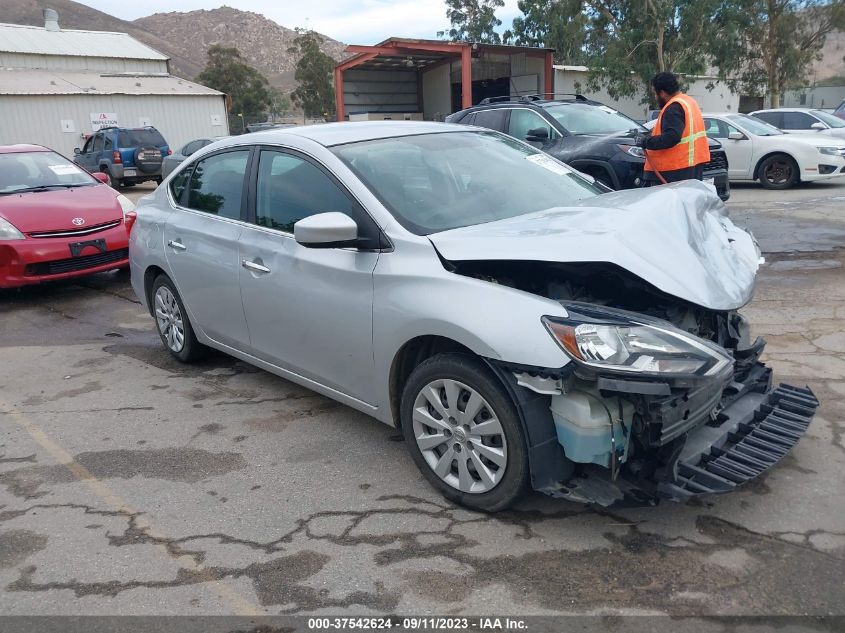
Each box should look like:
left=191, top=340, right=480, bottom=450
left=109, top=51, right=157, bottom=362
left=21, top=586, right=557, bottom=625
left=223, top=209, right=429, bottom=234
left=0, top=150, right=95, bottom=194
left=118, top=129, right=166, bottom=147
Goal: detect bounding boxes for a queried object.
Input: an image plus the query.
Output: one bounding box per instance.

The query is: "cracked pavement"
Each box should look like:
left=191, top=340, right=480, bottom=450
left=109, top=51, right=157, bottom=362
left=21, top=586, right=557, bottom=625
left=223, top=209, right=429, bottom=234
left=0, top=180, right=843, bottom=617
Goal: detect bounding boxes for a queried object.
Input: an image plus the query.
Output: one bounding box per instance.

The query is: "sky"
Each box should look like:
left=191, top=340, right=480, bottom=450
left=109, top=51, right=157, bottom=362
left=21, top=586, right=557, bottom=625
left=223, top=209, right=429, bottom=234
left=77, top=0, right=523, bottom=45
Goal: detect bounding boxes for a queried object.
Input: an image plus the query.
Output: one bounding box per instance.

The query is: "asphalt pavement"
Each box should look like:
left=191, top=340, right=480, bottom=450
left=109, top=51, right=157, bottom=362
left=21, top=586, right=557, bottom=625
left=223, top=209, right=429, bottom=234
left=1, top=178, right=843, bottom=622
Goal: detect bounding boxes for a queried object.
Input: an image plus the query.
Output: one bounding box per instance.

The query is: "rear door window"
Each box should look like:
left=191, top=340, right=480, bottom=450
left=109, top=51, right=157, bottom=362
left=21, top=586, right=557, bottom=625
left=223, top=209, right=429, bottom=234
left=185, top=150, right=250, bottom=220
left=753, top=111, right=782, bottom=128
left=472, top=109, right=507, bottom=132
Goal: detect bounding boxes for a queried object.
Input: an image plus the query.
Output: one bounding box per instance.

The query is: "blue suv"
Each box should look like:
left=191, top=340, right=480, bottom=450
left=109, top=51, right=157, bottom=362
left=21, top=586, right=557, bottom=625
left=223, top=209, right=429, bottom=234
left=74, top=126, right=170, bottom=188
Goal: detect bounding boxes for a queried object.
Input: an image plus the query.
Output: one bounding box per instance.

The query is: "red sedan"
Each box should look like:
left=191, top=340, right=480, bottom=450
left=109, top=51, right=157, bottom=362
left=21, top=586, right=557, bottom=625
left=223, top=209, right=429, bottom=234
left=0, top=144, right=136, bottom=289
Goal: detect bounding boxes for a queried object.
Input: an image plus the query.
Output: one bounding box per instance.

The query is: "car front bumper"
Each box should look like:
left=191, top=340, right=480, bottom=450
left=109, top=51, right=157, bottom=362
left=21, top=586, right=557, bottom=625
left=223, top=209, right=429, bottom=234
left=0, top=226, right=129, bottom=289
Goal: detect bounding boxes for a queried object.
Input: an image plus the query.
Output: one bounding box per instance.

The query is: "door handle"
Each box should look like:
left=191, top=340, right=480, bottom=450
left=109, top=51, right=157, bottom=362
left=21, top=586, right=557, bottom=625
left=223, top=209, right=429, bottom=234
left=242, top=259, right=271, bottom=274
left=167, top=239, right=187, bottom=251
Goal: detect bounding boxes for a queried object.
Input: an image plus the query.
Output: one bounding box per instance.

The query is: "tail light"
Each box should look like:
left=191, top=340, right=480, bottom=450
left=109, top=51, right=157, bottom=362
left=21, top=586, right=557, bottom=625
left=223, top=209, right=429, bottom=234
left=124, top=211, right=137, bottom=234
left=112, top=150, right=122, bottom=164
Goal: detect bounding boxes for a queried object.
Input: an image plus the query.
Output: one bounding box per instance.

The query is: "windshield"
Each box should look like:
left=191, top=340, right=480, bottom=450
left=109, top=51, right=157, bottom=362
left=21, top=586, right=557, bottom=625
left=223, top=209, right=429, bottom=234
left=332, top=131, right=604, bottom=235
left=544, top=103, right=645, bottom=135
left=0, top=151, right=96, bottom=194
left=728, top=114, right=783, bottom=136
left=118, top=129, right=167, bottom=147
left=811, top=110, right=845, bottom=128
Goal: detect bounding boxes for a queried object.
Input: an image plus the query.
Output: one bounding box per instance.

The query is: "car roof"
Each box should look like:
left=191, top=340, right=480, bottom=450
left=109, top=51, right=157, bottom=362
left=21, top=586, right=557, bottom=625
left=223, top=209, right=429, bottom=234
left=242, top=121, right=472, bottom=147
left=0, top=144, right=50, bottom=154
left=751, top=108, right=821, bottom=113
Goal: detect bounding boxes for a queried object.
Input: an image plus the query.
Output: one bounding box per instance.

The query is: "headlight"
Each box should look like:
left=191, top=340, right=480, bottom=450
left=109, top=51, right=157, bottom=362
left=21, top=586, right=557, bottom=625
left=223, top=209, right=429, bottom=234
left=542, top=306, right=732, bottom=377
left=818, top=146, right=845, bottom=156
left=617, top=144, right=645, bottom=158
left=0, top=217, right=24, bottom=241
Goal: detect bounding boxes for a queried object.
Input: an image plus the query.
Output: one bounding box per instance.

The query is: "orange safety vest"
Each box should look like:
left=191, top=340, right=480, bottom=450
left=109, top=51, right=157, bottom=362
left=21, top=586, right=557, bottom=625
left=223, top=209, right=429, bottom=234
left=644, top=93, right=710, bottom=173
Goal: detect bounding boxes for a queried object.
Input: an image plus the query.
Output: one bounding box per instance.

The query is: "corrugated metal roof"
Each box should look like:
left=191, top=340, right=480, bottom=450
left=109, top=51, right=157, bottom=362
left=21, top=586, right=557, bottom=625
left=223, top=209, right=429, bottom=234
left=0, top=22, right=168, bottom=60
left=0, top=68, right=223, bottom=96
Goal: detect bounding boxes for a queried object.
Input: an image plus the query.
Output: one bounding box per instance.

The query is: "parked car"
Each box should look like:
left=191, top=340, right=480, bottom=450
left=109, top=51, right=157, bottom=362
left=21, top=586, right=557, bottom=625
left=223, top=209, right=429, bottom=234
left=0, top=144, right=135, bottom=288
left=162, top=137, right=228, bottom=178
left=446, top=95, right=731, bottom=201
left=700, top=113, right=845, bottom=189
left=130, top=122, right=815, bottom=510
left=750, top=107, right=845, bottom=139
left=833, top=99, right=845, bottom=120
left=73, top=126, right=171, bottom=188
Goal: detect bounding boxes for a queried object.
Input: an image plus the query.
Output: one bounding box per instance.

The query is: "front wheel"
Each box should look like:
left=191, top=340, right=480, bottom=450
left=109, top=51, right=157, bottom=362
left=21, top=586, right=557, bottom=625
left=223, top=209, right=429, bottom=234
left=758, top=154, right=799, bottom=189
left=400, top=353, right=529, bottom=512
left=150, top=274, right=206, bottom=362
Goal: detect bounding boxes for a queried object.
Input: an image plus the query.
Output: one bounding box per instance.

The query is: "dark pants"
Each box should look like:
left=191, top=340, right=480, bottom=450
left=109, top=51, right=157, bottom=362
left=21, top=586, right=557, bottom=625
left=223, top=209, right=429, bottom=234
left=642, top=164, right=704, bottom=186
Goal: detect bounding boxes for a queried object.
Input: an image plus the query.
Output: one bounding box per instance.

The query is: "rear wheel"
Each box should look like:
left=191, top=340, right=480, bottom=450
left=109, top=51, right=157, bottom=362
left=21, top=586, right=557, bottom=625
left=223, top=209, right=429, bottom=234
left=400, top=353, right=529, bottom=512
left=151, top=275, right=205, bottom=362
left=758, top=154, right=799, bottom=189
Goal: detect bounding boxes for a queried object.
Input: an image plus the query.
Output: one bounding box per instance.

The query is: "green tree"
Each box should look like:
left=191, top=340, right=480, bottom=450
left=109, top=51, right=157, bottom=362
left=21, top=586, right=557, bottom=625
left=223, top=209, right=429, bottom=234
left=507, top=0, right=587, bottom=64
left=288, top=29, right=336, bottom=119
left=438, top=0, right=505, bottom=43
left=269, top=88, right=292, bottom=120
left=711, top=0, right=845, bottom=108
left=581, top=0, right=728, bottom=102
left=195, top=45, right=272, bottom=118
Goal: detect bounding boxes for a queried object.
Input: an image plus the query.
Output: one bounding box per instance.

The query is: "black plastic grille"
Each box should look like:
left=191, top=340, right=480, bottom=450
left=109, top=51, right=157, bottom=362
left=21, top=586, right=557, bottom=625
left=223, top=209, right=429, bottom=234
left=668, top=384, right=817, bottom=495
left=704, top=152, right=728, bottom=171
left=25, top=248, right=128, bottom=276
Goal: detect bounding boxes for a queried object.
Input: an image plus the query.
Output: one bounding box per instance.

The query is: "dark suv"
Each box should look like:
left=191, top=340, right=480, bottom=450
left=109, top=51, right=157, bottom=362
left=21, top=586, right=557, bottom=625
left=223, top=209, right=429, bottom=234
left=446, top=95, right=730, bottom=201
left=74, top=126, right=170, bottom=188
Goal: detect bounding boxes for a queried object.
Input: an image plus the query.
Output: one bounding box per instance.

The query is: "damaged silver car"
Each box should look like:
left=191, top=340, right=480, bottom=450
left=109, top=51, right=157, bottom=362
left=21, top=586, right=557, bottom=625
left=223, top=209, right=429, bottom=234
left=130, top=122, right=818, bottom=511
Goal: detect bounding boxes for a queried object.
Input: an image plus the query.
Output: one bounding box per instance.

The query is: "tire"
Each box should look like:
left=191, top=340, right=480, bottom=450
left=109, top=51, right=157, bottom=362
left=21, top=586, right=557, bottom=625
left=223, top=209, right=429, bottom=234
left=134, top=146, right=163, bottom=175
left=150, top=274, right=206, bottom=362
left=400, top=353, right=529, bottom=512
left=758, top=154, right=799, bottom=190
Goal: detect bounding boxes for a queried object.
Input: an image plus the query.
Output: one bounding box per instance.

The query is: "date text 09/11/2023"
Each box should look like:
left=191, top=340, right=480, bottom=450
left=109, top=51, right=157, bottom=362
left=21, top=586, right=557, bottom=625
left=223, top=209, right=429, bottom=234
left=306, top=617, right=529, bottom=630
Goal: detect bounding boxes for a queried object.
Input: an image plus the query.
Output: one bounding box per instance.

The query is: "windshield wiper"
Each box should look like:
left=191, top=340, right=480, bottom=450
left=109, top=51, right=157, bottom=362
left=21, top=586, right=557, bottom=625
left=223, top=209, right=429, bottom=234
left=0, top=183, right=91, bottom=195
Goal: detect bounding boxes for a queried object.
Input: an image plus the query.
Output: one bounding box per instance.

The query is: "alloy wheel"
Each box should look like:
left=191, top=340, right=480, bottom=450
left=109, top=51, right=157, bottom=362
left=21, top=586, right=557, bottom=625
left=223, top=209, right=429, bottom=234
left=154, top=286, right=185, bottom=353
left=412, top=378, right=507, bottom=494
left=764, top=160, right=793, bottom=185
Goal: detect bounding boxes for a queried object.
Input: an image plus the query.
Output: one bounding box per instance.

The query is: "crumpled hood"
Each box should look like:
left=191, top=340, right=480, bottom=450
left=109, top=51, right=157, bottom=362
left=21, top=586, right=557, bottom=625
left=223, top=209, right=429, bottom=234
left=429, top=181, right=761, bottom=311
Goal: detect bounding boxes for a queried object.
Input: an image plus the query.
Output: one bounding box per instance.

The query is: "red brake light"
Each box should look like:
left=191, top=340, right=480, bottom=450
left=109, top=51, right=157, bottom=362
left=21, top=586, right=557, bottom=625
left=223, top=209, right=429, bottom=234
left=113, top=150, right=122, bottom=164
left=124, top=211, right=137, bottom=234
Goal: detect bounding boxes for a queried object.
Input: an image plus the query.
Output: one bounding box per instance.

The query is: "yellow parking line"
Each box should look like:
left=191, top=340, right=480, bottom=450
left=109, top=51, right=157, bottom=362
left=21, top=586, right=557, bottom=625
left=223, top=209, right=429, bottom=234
left=4, top=404, right=263, bottom=616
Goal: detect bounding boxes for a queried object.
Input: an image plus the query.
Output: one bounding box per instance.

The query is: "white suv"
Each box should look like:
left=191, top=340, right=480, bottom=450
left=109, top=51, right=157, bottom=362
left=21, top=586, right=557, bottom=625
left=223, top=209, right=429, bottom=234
left=751, top=107, right=845, bottom=139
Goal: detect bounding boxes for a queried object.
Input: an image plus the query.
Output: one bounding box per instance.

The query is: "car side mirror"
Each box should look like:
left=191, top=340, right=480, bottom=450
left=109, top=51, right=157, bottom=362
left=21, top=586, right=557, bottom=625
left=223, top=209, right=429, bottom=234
left=74, top=148, right=81, bottom=154
left=294, top=212, right=358, bottom=248
left=92, top=172, right=110, bottom=184
left=728, top=131, right=745, bottom=140
left=526, top=127, right=550, bottom=142
left=810, top=121, right=826, bottom=130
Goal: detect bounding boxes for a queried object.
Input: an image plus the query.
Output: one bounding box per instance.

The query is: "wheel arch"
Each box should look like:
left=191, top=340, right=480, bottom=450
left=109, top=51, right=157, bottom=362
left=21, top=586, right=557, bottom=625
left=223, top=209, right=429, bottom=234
left=569, top=159, right=619, bottom=189
left=143, top=265, right=167, bottom=316
left=752, top=151, right=800, bottom=181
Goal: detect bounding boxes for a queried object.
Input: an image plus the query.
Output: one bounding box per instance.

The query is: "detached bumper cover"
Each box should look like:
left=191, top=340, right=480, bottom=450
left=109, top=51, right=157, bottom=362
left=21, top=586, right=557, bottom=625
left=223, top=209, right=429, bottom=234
left=659, top=383, right=818, bottom=500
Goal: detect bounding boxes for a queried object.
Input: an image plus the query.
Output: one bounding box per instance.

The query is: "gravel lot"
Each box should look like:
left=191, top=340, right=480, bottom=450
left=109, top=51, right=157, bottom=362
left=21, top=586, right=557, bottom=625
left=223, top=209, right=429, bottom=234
left=1, top=178, right=843, bottom=621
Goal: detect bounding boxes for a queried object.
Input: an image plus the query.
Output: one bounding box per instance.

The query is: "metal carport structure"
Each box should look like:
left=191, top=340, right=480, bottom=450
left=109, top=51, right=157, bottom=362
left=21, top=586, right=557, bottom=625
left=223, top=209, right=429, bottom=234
left=334, top=38, right=555, bottom=122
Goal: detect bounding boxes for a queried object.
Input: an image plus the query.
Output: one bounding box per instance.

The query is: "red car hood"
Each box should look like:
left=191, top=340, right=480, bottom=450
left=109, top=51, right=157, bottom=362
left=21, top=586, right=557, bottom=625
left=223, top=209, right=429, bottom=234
left=0, top=184, right=121, bottom=234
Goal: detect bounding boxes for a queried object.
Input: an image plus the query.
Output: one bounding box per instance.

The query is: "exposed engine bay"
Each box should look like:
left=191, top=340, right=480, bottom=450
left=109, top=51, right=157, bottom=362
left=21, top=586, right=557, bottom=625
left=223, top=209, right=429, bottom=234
left=448, top=258, right=818, bottom=505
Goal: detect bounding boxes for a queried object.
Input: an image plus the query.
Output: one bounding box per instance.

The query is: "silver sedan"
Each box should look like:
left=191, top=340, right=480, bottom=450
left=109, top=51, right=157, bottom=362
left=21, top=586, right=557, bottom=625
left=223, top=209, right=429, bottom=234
left=130, top=122, right=816, bottom=510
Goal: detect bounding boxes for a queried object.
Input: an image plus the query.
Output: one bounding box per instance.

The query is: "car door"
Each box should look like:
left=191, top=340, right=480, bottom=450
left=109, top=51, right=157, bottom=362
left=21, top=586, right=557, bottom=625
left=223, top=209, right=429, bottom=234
left=163, top=147, right=252, bottom=349
left=237, top=147, right=382, bottom=404
left=705, top=118, right=753, bottom=179
left=76, top=134, right=99, bottom=172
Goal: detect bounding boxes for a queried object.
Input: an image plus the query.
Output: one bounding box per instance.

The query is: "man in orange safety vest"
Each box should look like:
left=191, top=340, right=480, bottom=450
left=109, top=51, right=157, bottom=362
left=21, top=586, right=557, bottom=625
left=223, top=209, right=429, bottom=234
left=637, top=72, right=710, bottom=186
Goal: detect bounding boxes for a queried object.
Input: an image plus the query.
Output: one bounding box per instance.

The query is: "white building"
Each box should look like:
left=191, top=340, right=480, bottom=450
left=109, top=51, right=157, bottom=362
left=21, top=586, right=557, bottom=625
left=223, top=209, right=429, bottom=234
left=0, top=11, right=229, bottom=158
left=553, top=65, right=741, bottom=120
